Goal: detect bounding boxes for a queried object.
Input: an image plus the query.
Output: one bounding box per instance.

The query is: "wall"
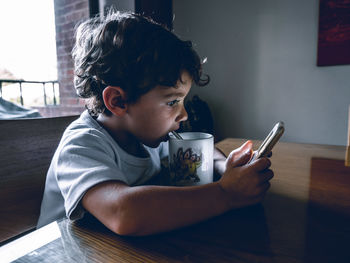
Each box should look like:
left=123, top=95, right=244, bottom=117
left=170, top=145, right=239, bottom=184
left=51, top=0, right=137, bottom=118
left=173, top=0, right=350, bottom=146
left=50, top=0, right=165, bottom=118
left=52, top=0, right=89, bottom=117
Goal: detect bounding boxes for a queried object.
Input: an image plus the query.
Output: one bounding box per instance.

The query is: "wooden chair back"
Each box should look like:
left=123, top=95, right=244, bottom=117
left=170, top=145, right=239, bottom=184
left=0, top=115, right=78, bottom=243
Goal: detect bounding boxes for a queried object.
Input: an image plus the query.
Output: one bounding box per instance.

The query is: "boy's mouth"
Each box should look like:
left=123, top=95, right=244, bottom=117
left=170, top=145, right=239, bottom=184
left=162, top=127, right=180, bottom=142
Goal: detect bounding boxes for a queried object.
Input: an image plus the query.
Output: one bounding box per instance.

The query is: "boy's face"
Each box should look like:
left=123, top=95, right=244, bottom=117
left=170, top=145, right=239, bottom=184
left=126, top=71, right=192, bottom=148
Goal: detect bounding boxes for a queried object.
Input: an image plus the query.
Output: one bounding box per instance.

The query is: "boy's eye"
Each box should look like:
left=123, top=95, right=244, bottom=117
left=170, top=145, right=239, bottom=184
left=167, top=99, right=180, bottom=107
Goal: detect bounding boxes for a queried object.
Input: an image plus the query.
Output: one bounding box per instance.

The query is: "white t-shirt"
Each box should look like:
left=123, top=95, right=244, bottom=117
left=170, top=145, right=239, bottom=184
left=37, top=111, right=168, bottom=228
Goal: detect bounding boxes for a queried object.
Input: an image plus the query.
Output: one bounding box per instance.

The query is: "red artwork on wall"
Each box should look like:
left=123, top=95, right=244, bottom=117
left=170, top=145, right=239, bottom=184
left=317, top=0, right=350, bottom=66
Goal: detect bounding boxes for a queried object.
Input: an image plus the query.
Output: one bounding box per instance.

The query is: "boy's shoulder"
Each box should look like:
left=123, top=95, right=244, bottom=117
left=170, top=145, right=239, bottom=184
left=66, top=110, right=98, bottom=130
left=59, top=111, right=114, bottom=151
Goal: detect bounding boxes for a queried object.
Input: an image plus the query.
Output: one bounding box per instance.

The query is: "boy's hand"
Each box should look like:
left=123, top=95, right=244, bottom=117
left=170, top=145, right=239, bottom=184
left=218, top=141, right=274, bottom=209
left=224, top=140, right=253, bottom=168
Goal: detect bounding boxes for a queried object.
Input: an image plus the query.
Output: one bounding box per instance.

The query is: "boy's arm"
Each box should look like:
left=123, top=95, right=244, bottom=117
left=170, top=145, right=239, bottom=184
left=82, top=141, right=273, bottom=236
left=214, top=147, right=227, bottom=177
left=82, top=180, right=229, bottom=236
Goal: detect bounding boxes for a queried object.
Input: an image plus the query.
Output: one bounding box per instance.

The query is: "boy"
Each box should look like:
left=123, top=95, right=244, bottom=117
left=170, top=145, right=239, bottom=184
left=37, top=11, right=273, bottom=236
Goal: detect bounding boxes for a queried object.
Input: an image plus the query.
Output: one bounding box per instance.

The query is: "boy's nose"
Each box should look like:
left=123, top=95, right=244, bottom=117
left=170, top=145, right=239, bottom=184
left=175, top=105, right=188, bottom=123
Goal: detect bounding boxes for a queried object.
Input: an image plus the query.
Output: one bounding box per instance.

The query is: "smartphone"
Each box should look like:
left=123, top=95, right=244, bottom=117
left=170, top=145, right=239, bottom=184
left=249, top=121, right=285, bottom=163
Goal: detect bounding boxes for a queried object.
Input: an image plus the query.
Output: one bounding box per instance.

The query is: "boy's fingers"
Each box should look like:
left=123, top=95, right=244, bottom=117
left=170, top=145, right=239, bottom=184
left=240, top=140, right=253, bottom=152
left=228, top=141, right=252, bottom=158
left=249, top=157, right=271, bottom=171
left=227, top=141, right=253, bottom=168
left=231, top=150, right=253, bottom=167
left=258, top=169, right=274, bottom=184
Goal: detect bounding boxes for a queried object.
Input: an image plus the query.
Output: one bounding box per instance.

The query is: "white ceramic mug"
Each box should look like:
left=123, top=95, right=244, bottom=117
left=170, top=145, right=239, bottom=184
left=168, top=132, right=214, bottom=186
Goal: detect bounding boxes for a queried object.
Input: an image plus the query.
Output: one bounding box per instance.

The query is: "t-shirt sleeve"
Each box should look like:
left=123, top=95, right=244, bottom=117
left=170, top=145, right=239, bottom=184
left=54, top=129, right=127, bottom=220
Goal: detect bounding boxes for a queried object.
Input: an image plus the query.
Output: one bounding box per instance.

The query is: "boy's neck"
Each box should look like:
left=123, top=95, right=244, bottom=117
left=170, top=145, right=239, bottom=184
left=96, top=113, right=149, bottom=158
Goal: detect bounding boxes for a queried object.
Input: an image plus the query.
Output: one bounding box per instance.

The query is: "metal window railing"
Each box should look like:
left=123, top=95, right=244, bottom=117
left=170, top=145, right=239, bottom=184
left=0, top=79, right=59, bottom=106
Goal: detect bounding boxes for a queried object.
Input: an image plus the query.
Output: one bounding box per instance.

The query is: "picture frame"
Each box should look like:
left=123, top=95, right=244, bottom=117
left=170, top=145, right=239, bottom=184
left=317, top=0, right=350, bottom=66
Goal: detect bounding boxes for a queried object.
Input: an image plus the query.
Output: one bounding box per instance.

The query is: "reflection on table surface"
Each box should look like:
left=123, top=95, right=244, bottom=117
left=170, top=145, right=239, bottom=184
left=1, top=138, right=350, bottom=263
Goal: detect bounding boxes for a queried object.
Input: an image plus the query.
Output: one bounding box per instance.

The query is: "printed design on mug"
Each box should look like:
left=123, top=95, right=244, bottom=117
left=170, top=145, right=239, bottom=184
left=170, top=147, right=202, bottom=184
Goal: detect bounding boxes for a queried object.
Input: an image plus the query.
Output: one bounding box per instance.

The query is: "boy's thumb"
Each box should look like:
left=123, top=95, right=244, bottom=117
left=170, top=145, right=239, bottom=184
left=226, top=141, right=253, bottom=168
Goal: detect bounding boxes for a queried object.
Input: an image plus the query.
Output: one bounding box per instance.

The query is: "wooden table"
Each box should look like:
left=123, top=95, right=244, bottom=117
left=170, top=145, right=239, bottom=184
left=1, top=138, right=350, bottom=263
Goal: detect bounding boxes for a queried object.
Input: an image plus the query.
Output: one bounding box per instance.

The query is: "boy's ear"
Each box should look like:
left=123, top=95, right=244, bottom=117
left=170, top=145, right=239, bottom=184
left=102, top=86, right=127, bottom=116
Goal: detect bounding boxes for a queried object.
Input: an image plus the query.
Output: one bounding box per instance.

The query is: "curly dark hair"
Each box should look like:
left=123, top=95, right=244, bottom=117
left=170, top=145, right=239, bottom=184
left=72, top=10, right=209, bottom=116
